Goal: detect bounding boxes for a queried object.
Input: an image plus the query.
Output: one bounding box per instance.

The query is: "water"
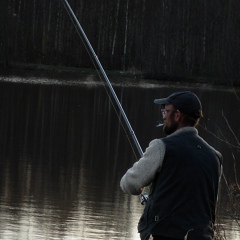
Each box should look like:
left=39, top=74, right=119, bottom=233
left=0, top=72, right=239, bottom=239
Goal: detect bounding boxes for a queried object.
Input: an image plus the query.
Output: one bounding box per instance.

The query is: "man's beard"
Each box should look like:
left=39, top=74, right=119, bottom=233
left=163, top=120, right=178, bottom=135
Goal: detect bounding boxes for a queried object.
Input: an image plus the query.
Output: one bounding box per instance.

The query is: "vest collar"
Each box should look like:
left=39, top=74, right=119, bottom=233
left=167, top=127, right=198, bottom=138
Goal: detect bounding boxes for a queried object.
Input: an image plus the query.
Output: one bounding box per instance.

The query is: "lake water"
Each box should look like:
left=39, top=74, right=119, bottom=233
left=0, top=71, right=239, bottom=239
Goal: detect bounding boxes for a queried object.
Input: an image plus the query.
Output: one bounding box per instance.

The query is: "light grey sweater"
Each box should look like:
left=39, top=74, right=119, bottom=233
left=120, top=127, right=199, bottom=195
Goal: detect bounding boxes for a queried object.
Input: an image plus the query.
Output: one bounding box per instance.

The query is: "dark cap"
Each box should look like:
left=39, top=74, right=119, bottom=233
left=154, top=91, right=202, bottom=117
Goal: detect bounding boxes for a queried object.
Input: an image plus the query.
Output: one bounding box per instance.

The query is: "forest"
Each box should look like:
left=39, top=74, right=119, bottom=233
left=1, top=0, right=240, bottom=85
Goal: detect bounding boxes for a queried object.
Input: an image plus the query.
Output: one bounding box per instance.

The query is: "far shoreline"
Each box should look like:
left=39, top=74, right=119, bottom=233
left=0, top=63, right=239, bottom=91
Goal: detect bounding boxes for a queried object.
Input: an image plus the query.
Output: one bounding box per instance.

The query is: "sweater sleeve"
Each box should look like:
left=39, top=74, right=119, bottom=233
left=120, top=139, right=165, bottom=195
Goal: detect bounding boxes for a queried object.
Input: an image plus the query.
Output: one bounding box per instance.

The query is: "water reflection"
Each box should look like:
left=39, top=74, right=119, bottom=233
left=0, top=74, right=239, bottom=239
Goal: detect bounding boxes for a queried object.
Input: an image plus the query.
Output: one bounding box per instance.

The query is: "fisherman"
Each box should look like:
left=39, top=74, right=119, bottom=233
left=120, top=91, right=222, bottom=240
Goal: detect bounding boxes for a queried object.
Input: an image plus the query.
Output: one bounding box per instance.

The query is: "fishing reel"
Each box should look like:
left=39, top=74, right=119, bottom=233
left=140, top=193, right=149, bottom=205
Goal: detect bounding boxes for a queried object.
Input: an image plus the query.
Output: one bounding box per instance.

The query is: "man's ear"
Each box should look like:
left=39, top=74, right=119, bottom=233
left=175, top=110, right=183, bottom=122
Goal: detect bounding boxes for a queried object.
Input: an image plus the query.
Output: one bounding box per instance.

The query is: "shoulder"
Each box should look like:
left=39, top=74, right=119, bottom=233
left=149, top=138, right=165, bottom=147
left=146, top=139, right=166, bottom=155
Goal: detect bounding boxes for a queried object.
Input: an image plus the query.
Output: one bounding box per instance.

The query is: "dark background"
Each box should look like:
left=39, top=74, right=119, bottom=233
left=1, top=0, right=240, bottom=85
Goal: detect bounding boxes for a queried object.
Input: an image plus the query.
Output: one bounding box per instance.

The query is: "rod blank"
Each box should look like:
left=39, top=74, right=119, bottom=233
left=62, top=0, right=143, bottom=157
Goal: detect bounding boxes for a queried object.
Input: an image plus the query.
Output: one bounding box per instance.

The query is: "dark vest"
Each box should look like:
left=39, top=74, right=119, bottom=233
left=138, top=130, right=222, bottom=240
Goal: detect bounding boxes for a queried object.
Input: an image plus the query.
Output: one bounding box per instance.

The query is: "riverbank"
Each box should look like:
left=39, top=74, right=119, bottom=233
left=0, top=63, right=239, bottom=91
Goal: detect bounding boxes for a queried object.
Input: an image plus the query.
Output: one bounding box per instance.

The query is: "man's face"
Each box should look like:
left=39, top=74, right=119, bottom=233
left=161, top=104, right=179, bottom=135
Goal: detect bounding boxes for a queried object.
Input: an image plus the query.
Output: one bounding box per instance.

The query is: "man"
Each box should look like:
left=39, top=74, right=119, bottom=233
left=120, top=91, right=222, bottom=240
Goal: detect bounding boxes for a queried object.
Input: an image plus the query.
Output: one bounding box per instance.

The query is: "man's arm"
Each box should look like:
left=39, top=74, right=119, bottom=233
left=120, top=139, right=165, bottom=195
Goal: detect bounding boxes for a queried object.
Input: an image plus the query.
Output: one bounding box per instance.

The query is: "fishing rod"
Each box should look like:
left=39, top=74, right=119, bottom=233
left=61, top=0, right=143, bottom=158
